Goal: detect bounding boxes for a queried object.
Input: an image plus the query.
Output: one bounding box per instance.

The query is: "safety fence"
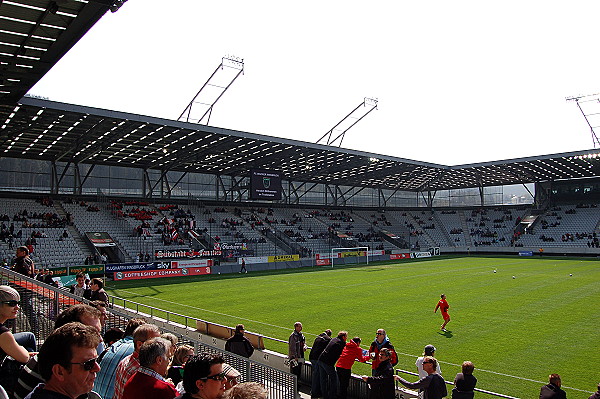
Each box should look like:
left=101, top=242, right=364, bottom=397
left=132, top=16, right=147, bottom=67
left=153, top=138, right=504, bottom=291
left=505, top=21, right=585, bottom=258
left=0, top=268, right=297, bottom=399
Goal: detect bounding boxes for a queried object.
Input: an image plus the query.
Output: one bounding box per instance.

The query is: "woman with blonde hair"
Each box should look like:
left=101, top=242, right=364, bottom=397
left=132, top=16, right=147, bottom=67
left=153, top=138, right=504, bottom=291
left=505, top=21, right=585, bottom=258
left=167, top=344, right=194, bottom=385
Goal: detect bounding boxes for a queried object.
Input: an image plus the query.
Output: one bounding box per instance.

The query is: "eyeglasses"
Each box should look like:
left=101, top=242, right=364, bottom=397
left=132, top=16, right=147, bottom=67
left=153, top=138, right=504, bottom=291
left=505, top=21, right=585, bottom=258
left=1, top=300, right=20, bottom=307
left=70, top=357, right=98, bottom=371
left=422, top=361, right=432, bottom=365
left=375, top=332, right=384, bottom=335
left=202, top=371, right=227, bottom=381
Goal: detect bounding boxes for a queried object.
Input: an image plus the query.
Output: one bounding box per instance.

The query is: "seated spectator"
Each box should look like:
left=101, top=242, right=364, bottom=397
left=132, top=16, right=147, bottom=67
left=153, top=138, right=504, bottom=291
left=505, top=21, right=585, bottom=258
left=69, top=273, right=91, bottom=298
left=223, top=382, right=268, bottom=399
left=167, top=345, right=194, bottom=387
left=0, top=286, right=36, bottom=395
left=114, top=324, right=161, bottom=399
left=89, top=278, right=108, bottom=305
left=452, top=361, right=476, bottom=399
left=225, top=324, right=254, bottom=358
left=94, top=318, right=146, bottom=399
left=540, top=374, right=567, bottom=399
left=26, top=322, right=100, bottom=399
left=123, top=337, right=177, bottom=399
left=14, top=304, right=102, bottom=399
left=102, top=328, right=124, bottom=349
left=177, top=353, right=226, bottom=399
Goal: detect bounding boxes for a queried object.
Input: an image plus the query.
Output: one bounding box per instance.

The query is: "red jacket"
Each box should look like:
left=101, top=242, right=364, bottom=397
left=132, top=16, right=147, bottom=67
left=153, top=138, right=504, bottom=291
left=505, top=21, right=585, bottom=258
left=336, top=340, right=370, bottom=369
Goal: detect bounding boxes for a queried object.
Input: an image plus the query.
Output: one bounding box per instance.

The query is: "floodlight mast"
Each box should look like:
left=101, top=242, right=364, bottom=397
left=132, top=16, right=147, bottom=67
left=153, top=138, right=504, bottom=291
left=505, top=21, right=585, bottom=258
left=178, top=56, right=244, bottom=125
left=316, top=97, right=378, bottom=147
left=566, top=93, right=600, bottom=148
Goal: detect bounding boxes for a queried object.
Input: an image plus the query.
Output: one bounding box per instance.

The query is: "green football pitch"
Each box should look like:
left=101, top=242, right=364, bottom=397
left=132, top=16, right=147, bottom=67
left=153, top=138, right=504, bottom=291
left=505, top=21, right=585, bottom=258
left=106, top=255, right=600, bottom=398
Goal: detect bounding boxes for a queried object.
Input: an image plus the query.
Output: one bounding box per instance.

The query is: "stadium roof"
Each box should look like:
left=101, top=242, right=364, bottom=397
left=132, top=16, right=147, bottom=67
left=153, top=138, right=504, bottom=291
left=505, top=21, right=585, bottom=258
left=0, top=0, right=114, bottom=104
left=3, top=96, right=600, bottom=192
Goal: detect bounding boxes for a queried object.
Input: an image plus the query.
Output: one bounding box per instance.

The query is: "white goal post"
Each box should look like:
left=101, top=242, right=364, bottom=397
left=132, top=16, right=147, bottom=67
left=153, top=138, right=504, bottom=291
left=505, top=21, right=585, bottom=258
left=329, top=247, right=370, bottom=267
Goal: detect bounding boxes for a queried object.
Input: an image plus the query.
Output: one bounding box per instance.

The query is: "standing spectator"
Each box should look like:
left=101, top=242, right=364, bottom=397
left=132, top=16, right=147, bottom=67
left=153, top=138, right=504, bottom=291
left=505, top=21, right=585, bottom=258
left=588, top=383, right=600, bottom=399
left=177, top=353, right=226, bottom=399
left=336, top=336, right=369, bottom=399
left=362, top=347, right=395, bottom=399
left=167, top=345, right=194, bottom=387
left=539, top=374, right=567, bottom=399
left=94, top=318, right=147, bottom=399
left=102, top=328, right=124, bottom=348
left=317, top=331, right=347, bottom=399
left=416, top=345, right=441, bottom=379
left=223, top=382, right=268, bottom=399
left=395, top=356, right=447, bottom=399
left=225, top=324, right=254, bottom=358
left=238, top=258, right=247, bottom=274
left=114, top=324, right=161, bottom=399
left=434, top=294, right=451, bottom=332
left=309, top=329, right=332, bottom=399
left=25, top=323, right=101, bottom=399
left=89, top=278, right=109, bottom=305
left=11, top=246, right=35, bottom=277
left=452, top=361, right=476, bottom=399
left=288, top=322, right=306, bottom=378
left=69, top=273, right=91, bottom=298
left=123, top=337, right=177, bottom=399
left=368, top=329, right=398, bottom=375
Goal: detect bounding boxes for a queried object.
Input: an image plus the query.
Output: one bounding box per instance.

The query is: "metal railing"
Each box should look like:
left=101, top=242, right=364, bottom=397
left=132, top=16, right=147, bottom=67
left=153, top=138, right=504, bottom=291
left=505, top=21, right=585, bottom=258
left=0, top=268, right=297, bottom=399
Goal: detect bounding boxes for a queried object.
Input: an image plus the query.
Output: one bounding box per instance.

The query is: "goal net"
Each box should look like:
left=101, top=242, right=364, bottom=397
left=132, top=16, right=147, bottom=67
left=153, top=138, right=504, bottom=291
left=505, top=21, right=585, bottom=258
left=328, top=247, right=370, bottom=267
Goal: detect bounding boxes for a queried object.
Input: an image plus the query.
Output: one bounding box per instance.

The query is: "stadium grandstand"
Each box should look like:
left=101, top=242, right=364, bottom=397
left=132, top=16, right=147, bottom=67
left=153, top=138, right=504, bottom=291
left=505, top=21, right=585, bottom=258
left=1, top=2, right=600, bottom=399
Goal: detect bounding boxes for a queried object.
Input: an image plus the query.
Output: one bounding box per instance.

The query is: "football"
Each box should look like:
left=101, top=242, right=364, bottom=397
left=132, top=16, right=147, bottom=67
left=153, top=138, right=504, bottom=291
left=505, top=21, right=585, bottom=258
left=512, top=276, right=516, bottom=279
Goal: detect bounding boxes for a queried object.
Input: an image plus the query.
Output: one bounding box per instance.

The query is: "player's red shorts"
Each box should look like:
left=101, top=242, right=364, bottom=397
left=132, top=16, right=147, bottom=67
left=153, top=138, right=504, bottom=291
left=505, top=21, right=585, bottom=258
left=442, top=312, right=450, bottom=320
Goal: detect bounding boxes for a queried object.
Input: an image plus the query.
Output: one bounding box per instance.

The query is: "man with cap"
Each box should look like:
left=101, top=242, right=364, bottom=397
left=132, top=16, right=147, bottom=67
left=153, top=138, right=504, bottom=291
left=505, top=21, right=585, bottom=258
left=416, top=345, right=442, bottom=379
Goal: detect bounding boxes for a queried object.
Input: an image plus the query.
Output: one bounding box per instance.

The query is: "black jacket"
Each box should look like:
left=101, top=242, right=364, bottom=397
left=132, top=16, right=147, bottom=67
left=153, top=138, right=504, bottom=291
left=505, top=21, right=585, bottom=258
left=318, top=336, right=346, bottom=366
left=309, top=332, right=331, bottom=361
left=539, top=383, right=567, bottom=399
left=366, top=359, right=395, bottom=399
left=225, top=333, right=255, bottom=358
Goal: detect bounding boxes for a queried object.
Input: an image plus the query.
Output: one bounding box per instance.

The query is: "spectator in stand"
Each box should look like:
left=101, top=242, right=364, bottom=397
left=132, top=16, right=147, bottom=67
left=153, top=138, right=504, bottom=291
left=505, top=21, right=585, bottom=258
left=588, top=383, right=600, bottom=399
left=336, top=336, right=369, bottom=399
left=317, top=331, right=347, bottom=399
left=102, top=327, right=124, bottom=348
left=24, top=323, right=101, bottom=399
left=14, top=304, right=103, bottom=399
left=222, top=382, right=268, bottom=399
left=309, top=329, right=332, bottom=399
left=416, top=345, right=442, bottom=379
left=288, top=322, right=306, bottom=378
left=160, top=333, right=178, bottom=359
left=167, top=345, right=194, bottom=387
left=225, top=324, right=254, bottom=358
left=395, top=356, right=447, bottom=399
left=113, top=323, right=161, bottom=399
left=177, top=353, right=226, bottom=399
left=362, top=347, right=395, bottom=399
left=89, top=278, right=109, bottom=305
left=89, top=300, right=108, bottom=331
left=94, top=318, right=147, bottom=399
left=11, top=246, right=35, bottom=277
left=123, top=337, right=177, bottom=399
left=69, top=273, right=91, bottom=298
left=539, top=374, right=567, bottom=399
left=452, top=361, right=476, bottom=399
left=368, top=329, right=398, bottom=376
left=0, top=286, right=36, bottom=395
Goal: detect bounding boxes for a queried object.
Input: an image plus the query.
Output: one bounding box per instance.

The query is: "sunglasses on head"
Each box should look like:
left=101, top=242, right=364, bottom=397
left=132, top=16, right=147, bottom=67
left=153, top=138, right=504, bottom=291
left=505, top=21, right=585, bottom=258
left=1, top=300, right=20, bottom=307
left=70, top=357, right=98, bottom=371
left=201, top=371, right=227, bottom=381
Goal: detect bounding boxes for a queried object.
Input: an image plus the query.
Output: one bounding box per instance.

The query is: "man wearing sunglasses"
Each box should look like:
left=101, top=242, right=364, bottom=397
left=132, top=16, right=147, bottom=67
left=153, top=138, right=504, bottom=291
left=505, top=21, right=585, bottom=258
left=395, top=356, right=447, bottom=399
left=177, top=353, right=226, bottom=399
left=26, top=322, right=101, bottom=399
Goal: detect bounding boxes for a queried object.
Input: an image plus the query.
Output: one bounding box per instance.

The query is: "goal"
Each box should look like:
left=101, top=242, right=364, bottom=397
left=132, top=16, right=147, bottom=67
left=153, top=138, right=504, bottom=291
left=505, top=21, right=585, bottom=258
left=328, top=247, right=370, bottom=267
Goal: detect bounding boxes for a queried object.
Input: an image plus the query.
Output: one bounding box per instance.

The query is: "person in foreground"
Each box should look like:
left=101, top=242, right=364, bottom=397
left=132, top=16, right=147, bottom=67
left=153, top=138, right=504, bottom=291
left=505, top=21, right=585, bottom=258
left=175, top=353, right=226, bottom=399
left=395, top=356, right=447, bottom=399
left=24, top=322, right=101, bottom=399
left=588, top=383, right=600, bottom=399
left=362, top=347, right=395, bottom=399
left=122, top=337, right=177, bottom=399
left=452, top=361, right=476, bottom=399
left=539, top=374, right=567, bottom=399
left=223, top=382, right=268, bottom=399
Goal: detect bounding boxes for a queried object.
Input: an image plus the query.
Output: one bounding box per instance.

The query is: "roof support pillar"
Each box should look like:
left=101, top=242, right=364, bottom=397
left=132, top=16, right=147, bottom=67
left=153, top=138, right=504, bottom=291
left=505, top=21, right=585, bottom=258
left=50, top=161, right=58, bottom=195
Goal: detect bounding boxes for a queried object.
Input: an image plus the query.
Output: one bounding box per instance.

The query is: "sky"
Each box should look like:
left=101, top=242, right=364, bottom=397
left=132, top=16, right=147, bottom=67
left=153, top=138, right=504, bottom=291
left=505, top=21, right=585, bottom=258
left=29, top=0, right=600, bottom=166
